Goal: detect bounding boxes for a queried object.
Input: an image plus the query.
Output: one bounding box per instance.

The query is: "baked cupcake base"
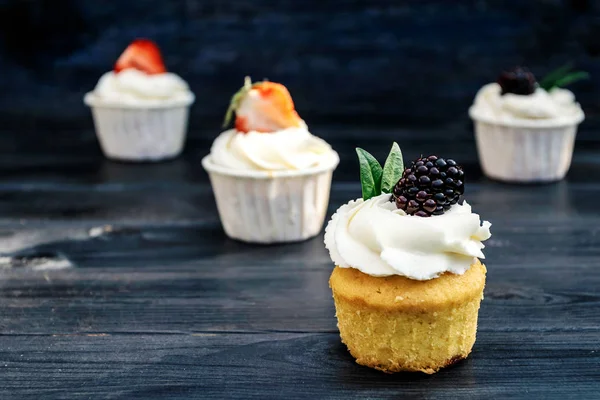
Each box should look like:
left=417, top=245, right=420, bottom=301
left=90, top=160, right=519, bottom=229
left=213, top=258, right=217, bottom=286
left=330, top=260, right=486, bottom=374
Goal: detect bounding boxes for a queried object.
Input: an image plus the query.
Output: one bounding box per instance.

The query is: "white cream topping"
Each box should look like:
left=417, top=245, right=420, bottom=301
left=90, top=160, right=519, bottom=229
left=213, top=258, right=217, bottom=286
left=324, top=194, right=492, bottom=280
left=210, top=127, right=334, bottom=171
left=470, top=83, right=583, bottom=123
left=86, top=69, right=194, bottom=106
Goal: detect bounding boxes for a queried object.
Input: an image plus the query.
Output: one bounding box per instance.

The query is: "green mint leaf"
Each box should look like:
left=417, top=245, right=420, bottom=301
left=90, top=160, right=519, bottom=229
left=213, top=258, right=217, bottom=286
left=539, top=63, right=574, bottom=91
left=551, top=71, right=589, bottom=90
left=356, top=148, right=383, bottom=200
left=222, top=77, right=253, bottom=128
left=380, top=142, right=404, bottom=194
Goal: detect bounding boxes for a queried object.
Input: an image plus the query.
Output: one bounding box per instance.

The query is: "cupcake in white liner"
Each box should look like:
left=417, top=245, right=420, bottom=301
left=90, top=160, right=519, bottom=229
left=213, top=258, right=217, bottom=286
left=202, top=77, right=339, bottom=243
left=84, top=39, right=195, bottom=162
left=469, top=66, right=586, bottom=182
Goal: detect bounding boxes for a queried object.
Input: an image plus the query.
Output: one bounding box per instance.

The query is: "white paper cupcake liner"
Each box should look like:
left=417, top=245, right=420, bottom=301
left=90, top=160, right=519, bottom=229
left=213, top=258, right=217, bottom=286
left=470, top=109, right=584, bottom=183
left=84, top=94, right=194, bottom=162
left=202, top=153, right=339, bottom=244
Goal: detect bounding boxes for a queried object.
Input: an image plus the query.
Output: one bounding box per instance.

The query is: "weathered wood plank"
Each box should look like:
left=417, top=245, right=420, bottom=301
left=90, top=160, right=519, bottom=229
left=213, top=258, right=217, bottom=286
left=0, top=206, right=599, bottom=335
left=0, top=259, right=599, bottom=335
left=0, top=133, right=599, bottom=187
left=0, top=331, right=598, bottom=399
left=0, top=178, right=600, bottom=224
left=0, top=138, right=597, bottom=397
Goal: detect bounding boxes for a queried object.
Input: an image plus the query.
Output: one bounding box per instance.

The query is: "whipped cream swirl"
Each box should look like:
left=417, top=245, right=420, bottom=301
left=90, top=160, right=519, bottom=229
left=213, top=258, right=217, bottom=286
left=85, top=69, right=194, bottom=107
left=324, top=194, right=491, bottom=280
left=210, top=127, right=334, bottom=171
left=470, top=83, right=583, bottom=124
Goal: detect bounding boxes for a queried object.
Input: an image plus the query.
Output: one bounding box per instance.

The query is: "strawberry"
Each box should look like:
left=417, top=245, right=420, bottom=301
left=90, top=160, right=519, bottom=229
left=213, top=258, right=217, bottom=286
left=114, top=39, right=166, bottom=75
left=223, top=77, right=303, bottom=133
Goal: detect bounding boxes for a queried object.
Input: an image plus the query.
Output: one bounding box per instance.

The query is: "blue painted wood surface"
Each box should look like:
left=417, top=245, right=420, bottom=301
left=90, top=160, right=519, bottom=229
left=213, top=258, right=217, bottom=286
left=0, top=136, right=598, bottom=398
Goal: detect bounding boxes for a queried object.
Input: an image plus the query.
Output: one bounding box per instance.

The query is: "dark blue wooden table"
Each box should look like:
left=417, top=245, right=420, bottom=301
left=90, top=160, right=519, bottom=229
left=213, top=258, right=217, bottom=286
left=0, top=127, right=599, bottom=399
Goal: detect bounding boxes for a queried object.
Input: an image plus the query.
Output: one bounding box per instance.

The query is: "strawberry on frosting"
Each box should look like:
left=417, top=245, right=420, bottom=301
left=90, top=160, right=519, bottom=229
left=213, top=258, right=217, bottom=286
left=223, top=77, right=304, bottom=133
left=114, top=39, right=167, bottom=75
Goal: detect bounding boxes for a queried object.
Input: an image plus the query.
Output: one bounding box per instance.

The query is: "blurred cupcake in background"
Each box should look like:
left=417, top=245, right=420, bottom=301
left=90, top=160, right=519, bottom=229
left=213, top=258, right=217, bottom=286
left=202, top=77, right=339, bottom=243
left=84, top=39, right=195, bottom=162
left=469, top=65, right=586, bottom=182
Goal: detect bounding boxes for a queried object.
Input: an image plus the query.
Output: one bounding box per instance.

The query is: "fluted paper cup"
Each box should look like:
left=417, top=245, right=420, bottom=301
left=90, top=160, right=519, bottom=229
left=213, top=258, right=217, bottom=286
left=202, top=153, right=339, bottom=243
left=84, top=93, right=195, bottom=162
left=470, top=108, right=584, bottom=183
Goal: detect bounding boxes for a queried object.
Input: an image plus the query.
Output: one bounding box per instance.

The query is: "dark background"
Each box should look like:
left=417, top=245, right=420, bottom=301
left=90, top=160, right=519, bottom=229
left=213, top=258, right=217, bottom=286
left=0, top=0, right=598, bottom=182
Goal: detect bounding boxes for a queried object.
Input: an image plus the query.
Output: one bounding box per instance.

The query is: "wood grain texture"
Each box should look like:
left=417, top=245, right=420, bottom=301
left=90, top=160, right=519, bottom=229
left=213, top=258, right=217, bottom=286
left=0, top=158, right=599, bottom=398
left=0, top=332, right=598, bottom=399
left=3, top=126, right=600, bottom=186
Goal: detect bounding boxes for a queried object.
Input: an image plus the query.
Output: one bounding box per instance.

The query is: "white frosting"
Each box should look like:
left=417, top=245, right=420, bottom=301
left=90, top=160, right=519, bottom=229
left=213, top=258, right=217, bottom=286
left=324, top=194, right=492, bottom=280
left=85, top=70, right=194, bottom=106
left=210, top=127, right=334, bottom=171
left=470, top=83, right=583, bottom=124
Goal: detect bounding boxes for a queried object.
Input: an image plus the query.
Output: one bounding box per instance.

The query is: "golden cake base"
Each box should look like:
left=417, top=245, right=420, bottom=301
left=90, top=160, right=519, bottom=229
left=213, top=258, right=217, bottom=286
left=329, top=260, right=486, bottom=374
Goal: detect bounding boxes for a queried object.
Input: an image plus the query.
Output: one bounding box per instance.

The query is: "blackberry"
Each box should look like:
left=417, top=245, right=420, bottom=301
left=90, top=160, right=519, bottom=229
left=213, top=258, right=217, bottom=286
left=497, top=67, right=537, bottom=95
left=392, top=155, right=464, bottom=217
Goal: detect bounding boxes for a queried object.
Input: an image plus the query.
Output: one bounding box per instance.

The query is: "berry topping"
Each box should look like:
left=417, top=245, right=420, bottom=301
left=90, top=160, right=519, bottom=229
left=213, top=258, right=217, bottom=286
left=497, top=67, right=537, bottom=95
left=223, top=77, right=303, bottom=133
left=114, top=39, right=166, bottom=75
left=393, top=155, right=464, bottom=217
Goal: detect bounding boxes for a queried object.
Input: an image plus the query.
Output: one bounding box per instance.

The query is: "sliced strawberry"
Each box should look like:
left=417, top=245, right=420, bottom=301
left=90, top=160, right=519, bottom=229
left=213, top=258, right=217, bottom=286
left=223, top=77, right=303, bottom=133
left=234, top=116, right=249, bottom=133
left=114, top=39, right=166, bottom=75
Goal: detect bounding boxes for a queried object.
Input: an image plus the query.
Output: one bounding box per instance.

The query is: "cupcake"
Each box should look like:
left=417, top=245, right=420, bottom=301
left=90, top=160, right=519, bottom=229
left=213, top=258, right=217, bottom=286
left=202, top=77, right=339, bottom=243
left=325, top=143, right=492, bottom=374
left=469, top=66, right=586, bottom=182
left=84, top=39, right=195, bottom=161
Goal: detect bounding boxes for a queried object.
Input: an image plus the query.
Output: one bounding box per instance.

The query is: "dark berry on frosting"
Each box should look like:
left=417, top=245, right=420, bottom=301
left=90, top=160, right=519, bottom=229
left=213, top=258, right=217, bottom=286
left=497, top=67, right=537, bottom=95
left=392, top=155, right=465, bottom=217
